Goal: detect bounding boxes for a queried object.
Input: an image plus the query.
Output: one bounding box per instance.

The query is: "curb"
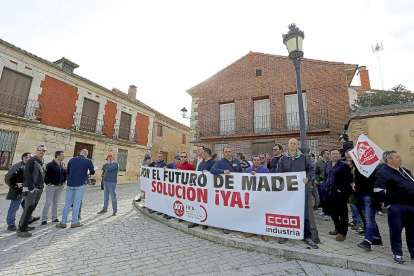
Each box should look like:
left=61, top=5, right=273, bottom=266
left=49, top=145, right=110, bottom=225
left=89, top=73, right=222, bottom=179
left=132, top=200, right=413, bottom=276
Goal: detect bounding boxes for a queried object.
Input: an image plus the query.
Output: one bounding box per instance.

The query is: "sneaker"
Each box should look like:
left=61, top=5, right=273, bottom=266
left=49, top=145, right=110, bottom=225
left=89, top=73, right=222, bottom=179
left=157, top=212, right=163, bottom=215
left=349, top=221, right=355, bottom=227
left=148, top=209, right=156, bottom=214
left=52, top=219, right=59, bottom=223
left=222, top=229, right=230, bottom=234
left=41, top=221, right=47, bottom=226
left=112, top=212, right=117, bottom=216
left=324, top=215, right=330, bottom=221
left=97, top=210, right=107, bottom=214
left=377, top=211, right=384, bottom=216
left=71, top=222, right=84, bottom=228
left=188, top=223, right=199, bottom=228
left=351, top=225, right=363, bottom=231
left=163, top=214, right=171, bottom=219
left=278, top=237, right=287, bottom=244
left=372, top=239, right=383, bottom=246
left=28, top=216, right=40, bottom=224
left=318, top=211, right=325, bottom=216
left=357, top=240, right=372, bottom=251
left=17, top=231, right=32, bottom=237
left=56, top=223, right=67, bottom=228
left=394, top=255, right=404, bottom=264
left=7, top=225, right=17, bottom=231
left=357, top=230, right=366, bottom=236
left=305, top=238, right=319, bottom=249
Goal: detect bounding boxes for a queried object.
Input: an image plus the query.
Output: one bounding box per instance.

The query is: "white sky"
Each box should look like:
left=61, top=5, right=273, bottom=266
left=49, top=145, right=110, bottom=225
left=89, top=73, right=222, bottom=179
left=1, top=0, right=413, bottom=127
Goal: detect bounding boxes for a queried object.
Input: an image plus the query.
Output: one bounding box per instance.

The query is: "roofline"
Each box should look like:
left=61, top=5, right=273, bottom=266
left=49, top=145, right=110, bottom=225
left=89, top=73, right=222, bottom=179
left=186, top=51, right=351, bottom=95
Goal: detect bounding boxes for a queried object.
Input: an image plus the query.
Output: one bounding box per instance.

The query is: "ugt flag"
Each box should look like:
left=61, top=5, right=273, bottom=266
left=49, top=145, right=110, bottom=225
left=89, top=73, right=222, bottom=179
left=349, top=134, right=383, bottom=177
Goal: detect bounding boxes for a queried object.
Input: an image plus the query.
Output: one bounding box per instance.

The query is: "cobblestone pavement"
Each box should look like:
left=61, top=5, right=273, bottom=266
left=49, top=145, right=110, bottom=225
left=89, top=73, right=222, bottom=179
left=0, top=183, right=402, bottom=275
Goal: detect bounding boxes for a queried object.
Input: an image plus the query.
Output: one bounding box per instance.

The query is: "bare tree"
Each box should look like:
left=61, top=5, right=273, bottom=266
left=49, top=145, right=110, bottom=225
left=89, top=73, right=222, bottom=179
left=391, top=84, right=411, bottom=93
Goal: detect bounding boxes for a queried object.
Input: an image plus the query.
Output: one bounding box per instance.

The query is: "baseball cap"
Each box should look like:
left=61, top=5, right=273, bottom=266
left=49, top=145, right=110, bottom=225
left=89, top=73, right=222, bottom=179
left=144, top=155, right=152, bottom=161
left=174, top=155, right=181, bottom=160
left=338, top=134, right=348, bottom=141
left=106, top=154, right=114, bottom=160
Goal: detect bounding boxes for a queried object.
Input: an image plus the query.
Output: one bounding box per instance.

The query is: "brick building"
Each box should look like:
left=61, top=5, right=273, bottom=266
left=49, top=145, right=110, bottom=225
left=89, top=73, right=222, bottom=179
left=187, top=52, right=358, bottom=159
left=0, top=38, right=189, bottom=184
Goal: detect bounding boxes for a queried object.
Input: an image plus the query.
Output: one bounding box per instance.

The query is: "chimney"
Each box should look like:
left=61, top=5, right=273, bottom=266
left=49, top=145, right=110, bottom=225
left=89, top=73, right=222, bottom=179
left=128, top=85, right=137, bottom=100
left=53, top=57, right=79, bottom=74
left=358, top=66, right=371, bottom=91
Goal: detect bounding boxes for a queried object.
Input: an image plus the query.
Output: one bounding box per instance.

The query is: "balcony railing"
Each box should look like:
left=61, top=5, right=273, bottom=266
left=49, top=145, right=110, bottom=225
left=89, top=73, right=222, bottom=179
left=0, top=94, right=43, bottom=121
left=113, top=125, right=137, bottom=142
left=72, top=113, right=108, bottom=136
left=197, top=109, right=329, bottom=139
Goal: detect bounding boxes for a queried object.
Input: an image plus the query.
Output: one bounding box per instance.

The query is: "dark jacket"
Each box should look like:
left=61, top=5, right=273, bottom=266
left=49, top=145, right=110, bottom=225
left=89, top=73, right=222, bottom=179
left=67, top=155, right=95, bottom=187
left=269, top=156, right=282, bottom=173
left=341, top=141, right=354, bottom=158
left=374, top=165, right=414, bottom=206
left=4, top=161, right=26, bottom=189
left=45, top=160, right=67, bottom=186
left=23, top=156, right=46, bottom=191
left=324, top=160, right=352, bottom=196
left=156, top=160, right=167, bottom=168
left=197, top=158, right=216, bottom=172
left=354, top=165, right=376, bottom=196
left=314, top=159, right=328, bottom=183
left=276, top=151, right=314, bottom=181
left=211, top=157, right=242, bottom=175
left=145, top=161, right=156, bottom=167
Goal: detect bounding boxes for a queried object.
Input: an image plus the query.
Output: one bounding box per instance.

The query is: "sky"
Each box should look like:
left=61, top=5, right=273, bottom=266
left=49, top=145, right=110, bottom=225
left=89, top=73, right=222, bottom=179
left=1, top=0, right=413, bottom=127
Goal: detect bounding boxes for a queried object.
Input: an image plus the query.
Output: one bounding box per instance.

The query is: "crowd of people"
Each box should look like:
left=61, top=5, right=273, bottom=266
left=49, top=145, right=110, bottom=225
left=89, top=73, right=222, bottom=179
left=141, top=135, right=414, bottom=265
left=5, top=145, right=118, bottom=237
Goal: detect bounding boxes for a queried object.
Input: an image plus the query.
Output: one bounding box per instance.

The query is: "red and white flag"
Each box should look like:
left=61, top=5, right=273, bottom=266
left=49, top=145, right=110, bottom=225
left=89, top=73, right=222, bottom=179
left=349, top=134, right=383, bottom=178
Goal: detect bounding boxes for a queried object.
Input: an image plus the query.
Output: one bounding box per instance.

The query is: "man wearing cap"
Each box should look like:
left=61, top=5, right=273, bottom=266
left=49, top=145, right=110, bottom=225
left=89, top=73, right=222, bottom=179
left=97, top=154, right=118, bottom=216
left=339, top=134, right=353, bottom=160
left=144, top=155, right=156, bottom=167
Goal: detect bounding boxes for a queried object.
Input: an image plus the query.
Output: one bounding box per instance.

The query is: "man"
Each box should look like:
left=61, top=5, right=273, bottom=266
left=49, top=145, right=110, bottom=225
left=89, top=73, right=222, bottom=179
left=144, top=155, right=156, bottom=167
left=325, top=149, right=352, bottom=242
left=339, top=134, right=353, bottom=160
left=315, top=150, right=330, bottom=221
left=276, top=138, right=318, bottom=249
left=344, top=152, right=382, bottom=252
left=211, top=146, right=242, bottom=234
left=375, top=150, right=414, bottom=264
left=101, top=162, right=107, bottom=190
left=41, top=151, right=66, bottom=225
left=269, top=144, right=283, bottom=173
left=236, top=153, right=250, bottom=172
left=259, top=152, right=267, bottom=169
left=188, top=148, right=216, bottom=229
left=167, top=155, right=181, bottom=169
left=97, top=154, right=118, bottom=216
left=309, top=153, right=320, bottom=211
left=5, top=152, right=38, bottom=231
left=18, top=145, right=47, bottom=237
left=195, top=146, right=204, bottom=170
left=142, top=153, right=150, bottom=166
left=56, top=149, right=95, bottom=229
left=176, top=152, right=194, bottom=170
left=155, top=152, right=167, bottom=168
left=245, top=155, right=270, bottom=242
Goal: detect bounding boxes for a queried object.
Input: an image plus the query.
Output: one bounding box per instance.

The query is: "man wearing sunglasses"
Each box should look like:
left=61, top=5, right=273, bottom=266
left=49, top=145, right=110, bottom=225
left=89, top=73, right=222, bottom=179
left=18, top=145, right=47, bottom=237
left=269, top=144, right=283, bottom=173
left=176, top=152, right=194, bottom=170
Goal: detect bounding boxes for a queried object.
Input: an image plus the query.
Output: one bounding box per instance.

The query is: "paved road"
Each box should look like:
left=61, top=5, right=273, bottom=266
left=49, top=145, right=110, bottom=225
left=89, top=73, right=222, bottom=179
left=0, top=184, right=379, bottom=276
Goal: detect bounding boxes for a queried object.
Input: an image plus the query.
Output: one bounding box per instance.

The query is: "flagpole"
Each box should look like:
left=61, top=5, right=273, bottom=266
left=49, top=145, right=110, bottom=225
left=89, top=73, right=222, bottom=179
left=376, top=55, right=385, bottom=92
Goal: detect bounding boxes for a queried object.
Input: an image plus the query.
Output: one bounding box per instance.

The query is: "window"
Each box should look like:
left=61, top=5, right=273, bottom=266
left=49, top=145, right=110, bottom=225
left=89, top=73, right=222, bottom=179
left=256, top=69, right=262, bottom=77
left=0, top=68, right=32, bottom=118
left=62, top=63, right=74, bottom=74
left=119, top=112, right=132, bottom=140
left=298, top=139, right=319, bottom=158
left=118, top=149, right=128, bottom=171
left=182, top=134, right=186, bottom=144
left=0, top=129, right=18, bottom=170
left=73, top=142, right=93, bottom=159
left=254, top=99, right=270, bottom=133
left=252, top=141, right=274, bottom=156
left=214, top=143, right=227, bottom=159
left=79, top=98, right=99, bottom=133
left=219, top=103, right=235, bottom=135
left=285, top=93, right=307, bottom=130
left=157, top=124, right=163, bottom=137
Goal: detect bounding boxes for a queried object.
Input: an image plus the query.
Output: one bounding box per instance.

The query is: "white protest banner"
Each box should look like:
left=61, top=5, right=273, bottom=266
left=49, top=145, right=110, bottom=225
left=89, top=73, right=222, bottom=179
left=140, top=167, right=306, bottom=239
left=349, top=134, right=383, bottom=177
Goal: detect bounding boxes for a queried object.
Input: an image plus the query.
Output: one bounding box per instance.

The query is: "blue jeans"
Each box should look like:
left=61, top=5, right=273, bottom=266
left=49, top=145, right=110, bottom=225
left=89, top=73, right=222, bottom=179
left=61, top=185, right=86, bottom=224
left=103, top=181, right=117, bottom=212
left=6, top=192, right=33, bottom=226
left=357, top=195, right=381, bottom=243
left=350, top=203, right=364, bottom=227
left=319, top=182, right=330, bottom=216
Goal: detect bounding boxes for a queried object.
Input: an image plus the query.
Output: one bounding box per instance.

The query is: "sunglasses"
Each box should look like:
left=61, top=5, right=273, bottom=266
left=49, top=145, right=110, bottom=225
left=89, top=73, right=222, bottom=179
left=260, top=157, right=265, bottom=159
left=272, top=148, right=279, bottom=151
left=37, top=149, right=46, bottom=152
left=180, top=156, right=187, bottom=158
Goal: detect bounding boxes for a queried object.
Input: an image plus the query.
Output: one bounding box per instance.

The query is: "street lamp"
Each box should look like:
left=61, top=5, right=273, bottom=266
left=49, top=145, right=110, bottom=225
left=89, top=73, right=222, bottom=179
left=181, top=107, right=190, bottom=119
left=282, top=23, right=308, bottom=154
left=283, top=23, right=319, bottom=243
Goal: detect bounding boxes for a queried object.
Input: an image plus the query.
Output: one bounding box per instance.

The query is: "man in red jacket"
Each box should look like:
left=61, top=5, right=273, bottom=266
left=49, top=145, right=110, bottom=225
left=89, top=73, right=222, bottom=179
left=176, top=152, right=194, bottom=171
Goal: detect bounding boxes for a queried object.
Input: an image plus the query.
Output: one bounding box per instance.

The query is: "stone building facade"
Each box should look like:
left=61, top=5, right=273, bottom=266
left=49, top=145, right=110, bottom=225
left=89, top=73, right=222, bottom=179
left=187, top=52, right=358, bottom=159
left=0, top=38, right=189, bottom=184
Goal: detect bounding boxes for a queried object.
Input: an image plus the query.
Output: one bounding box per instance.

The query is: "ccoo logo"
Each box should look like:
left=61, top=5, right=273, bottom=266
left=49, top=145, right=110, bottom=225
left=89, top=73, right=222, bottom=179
left=266, top=214, right=300, bottom=229
left=357, top=141, right=379, bottom=165
left=173, top=200, right=184, bottom=217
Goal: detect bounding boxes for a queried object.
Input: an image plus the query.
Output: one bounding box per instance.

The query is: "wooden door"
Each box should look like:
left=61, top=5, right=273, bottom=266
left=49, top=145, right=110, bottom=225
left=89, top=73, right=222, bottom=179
left=119, top=112, right=132, bottom=140
left=73, top=142, right=94, bottom=159
left=80, top=98, right=99, bottom=132
left=252, top=141, right=274, bottom=156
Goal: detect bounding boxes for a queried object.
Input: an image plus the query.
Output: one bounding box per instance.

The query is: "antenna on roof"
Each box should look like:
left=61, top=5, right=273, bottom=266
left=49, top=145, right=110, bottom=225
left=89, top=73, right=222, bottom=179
left=371, top=42, right=385, bottom=91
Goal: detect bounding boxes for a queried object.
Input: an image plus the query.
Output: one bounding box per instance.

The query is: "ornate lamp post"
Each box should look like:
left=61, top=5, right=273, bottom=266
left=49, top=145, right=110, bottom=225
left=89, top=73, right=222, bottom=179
left=181, top=107, right=190, bottom=119
left=283, top=23, right=319, bottom=243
